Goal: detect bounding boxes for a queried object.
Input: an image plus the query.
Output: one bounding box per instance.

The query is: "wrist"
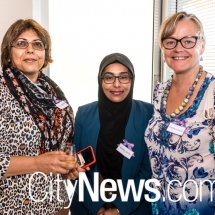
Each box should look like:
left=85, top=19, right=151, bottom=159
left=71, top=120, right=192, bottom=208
left=34, top=155, right=40, bottom=172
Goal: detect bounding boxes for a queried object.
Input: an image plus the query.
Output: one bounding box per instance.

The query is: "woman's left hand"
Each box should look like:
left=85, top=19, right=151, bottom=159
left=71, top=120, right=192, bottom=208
left=103, top=209, right=120, bottom=215
left=66, top=165, right=90, bottom=180
left=97, top=207, right=106, bottom=215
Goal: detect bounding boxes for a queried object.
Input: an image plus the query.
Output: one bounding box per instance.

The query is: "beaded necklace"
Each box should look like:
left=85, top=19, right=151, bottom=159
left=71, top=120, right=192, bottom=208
left=162, top=66, right=203, bottom=118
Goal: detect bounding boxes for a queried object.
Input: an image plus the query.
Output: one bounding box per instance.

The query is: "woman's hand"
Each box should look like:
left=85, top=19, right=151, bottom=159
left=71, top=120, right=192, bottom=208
left=4, top=151, right=76, bottom=177
left=67, top=164, right=90, bottom=180
left=35, top=151, right=77, bottom=175
left=97, top=208, right=120, bottom=215
left=97, top=207, right=106, bottom=215
left=103, top=209, right=120, bottom=215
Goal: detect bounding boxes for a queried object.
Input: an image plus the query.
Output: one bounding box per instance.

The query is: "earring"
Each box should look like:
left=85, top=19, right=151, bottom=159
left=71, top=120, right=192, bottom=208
left=8, top=59, right=10, bottom=62
left=200, top=56, right=203, bottom=61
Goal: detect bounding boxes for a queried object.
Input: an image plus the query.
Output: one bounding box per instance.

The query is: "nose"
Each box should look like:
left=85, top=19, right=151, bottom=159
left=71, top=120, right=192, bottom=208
left=113, top=77, right=121, bottom=87
left=26, top=43, right=34, bottom=53
left=174, top=41, right=184, bottom=51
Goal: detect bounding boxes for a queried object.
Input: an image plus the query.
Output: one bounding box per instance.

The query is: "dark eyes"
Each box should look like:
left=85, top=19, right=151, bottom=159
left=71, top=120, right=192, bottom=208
left=12, top=40, right=46, bottom=50
left=104, top=75, right=129, bottom=80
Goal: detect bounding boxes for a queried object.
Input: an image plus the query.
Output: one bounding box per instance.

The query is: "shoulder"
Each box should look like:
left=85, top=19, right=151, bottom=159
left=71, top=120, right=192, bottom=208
left=152, top=80, right=169, bottom=108
left=78, top=101, right=98, bottom=111
left=132, top=99, right=153, bottom=116
left=206, top=72, right=215, bottom=80
left=132, top=99, right=152, bottom=109
left=0, top=72, right=11, bottom=98
left=0, top=71, right=5, bottom=87
left=76, top=101, right=98, bottom=118
left=153, top=80, right=168, bottom=93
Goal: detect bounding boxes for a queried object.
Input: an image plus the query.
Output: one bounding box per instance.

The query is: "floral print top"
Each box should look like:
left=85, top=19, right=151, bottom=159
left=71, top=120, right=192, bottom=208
left=145, top=72, right=215, bottom=215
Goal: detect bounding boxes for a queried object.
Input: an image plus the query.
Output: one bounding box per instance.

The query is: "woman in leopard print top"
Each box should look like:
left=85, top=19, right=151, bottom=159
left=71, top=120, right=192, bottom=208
left=0, top=19, right=77, bottom=215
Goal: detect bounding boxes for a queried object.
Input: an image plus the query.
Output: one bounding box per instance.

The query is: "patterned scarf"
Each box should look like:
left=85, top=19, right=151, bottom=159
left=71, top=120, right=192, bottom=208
left=2, top=66, right=74, bottom=154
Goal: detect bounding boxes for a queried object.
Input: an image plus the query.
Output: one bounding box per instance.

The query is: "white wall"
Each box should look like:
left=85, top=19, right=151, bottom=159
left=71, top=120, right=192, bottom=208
left=0, top=0, right=32, bottom=67
left=0, top=1, right=154, bottom=115
left=49, top=1, right=154, bottom=115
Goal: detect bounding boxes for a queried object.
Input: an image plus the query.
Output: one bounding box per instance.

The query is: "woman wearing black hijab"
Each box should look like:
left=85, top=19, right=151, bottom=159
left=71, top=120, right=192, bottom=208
left=70, top=53, right=153, bottom=215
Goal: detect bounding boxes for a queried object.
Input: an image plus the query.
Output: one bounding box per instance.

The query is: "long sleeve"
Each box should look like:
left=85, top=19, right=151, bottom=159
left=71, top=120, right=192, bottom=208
left=113, top=142, right=152, bottom=214
left=0, top=153, right=10, bottom=178
left=112, top=101, right=153, bottom=214
left=0, top=83, right=12, bottom=178
left=72, top=101, right=153, bottom=215
left=73, top=103, right=105, bottom=214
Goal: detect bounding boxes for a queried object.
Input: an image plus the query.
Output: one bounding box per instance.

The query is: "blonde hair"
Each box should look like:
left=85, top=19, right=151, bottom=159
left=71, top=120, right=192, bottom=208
left=158, top=11, right=205, bottom=49
left=1, top=19, right=53, bottom=71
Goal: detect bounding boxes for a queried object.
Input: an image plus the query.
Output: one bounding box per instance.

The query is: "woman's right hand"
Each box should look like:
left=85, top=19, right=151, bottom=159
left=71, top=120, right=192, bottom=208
left=97, top=207, right=106, bottom=215
left=35, top=151, right=77, bottom=175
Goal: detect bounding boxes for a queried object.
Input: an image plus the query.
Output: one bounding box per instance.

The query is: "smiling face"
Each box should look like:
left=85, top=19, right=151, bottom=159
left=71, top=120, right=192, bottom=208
left=102, top=63, right=132, bottom=103
left=163, top=19, right=205, bottom=74
left=11, top=29, right=45, bottom=82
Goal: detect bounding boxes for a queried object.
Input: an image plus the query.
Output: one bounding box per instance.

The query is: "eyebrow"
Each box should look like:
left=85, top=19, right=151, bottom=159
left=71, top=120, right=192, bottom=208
left=165, top=35, right=197, bottom=39
left=16, top=38, right=42, bottom=41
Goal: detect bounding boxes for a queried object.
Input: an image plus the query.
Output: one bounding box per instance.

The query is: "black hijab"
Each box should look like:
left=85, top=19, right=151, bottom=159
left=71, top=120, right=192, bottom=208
left=96, top=53, right=135, bottom=181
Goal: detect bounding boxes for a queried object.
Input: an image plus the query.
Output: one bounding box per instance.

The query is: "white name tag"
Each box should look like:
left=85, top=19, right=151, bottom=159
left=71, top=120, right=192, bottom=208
left=167, top=123, right=186, bottom=136
left=56, top=101, right=68, bottom=109
left=116, top=143, right=134, bottom=159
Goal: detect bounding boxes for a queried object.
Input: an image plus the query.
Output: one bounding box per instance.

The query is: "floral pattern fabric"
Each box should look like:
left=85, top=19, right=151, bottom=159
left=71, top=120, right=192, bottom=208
left=145, top=72, right=215, bottom=215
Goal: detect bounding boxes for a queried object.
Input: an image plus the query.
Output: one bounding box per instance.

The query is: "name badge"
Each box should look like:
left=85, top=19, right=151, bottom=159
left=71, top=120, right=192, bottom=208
left=167, top=123, right=186, bottom=136
left=116, top=143, right=134, bottom=159
left=56, top=101, right=68, bottom=109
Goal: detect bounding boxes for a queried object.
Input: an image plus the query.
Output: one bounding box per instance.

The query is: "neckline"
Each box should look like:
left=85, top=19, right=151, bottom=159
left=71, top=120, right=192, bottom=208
left=160, top=72, right=213, bottom=122
left=162, top=67, right=203, bottom=118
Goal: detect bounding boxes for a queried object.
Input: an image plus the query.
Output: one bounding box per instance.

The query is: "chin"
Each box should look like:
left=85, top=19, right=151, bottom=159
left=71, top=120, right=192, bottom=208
left=174, top=67, right=194, bottom=74
left=170, top=63, right=192, bottom=73
left=110, top=98, right=125, bottom=103
left=173, top=69, right=187, bottom=73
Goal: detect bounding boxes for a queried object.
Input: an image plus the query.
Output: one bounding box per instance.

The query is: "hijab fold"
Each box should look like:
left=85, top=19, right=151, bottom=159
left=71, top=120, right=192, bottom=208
left=96, top=53, right=135, bottom=181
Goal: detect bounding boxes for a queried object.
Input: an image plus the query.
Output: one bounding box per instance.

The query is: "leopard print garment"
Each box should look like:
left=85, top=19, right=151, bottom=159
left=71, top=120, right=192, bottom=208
left=0, top=72, right=72, bottom=214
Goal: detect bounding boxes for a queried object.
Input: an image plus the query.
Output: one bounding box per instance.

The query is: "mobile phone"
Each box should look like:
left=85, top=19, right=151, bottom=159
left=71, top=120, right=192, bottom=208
left=76, top=146, right=96, bottom=168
